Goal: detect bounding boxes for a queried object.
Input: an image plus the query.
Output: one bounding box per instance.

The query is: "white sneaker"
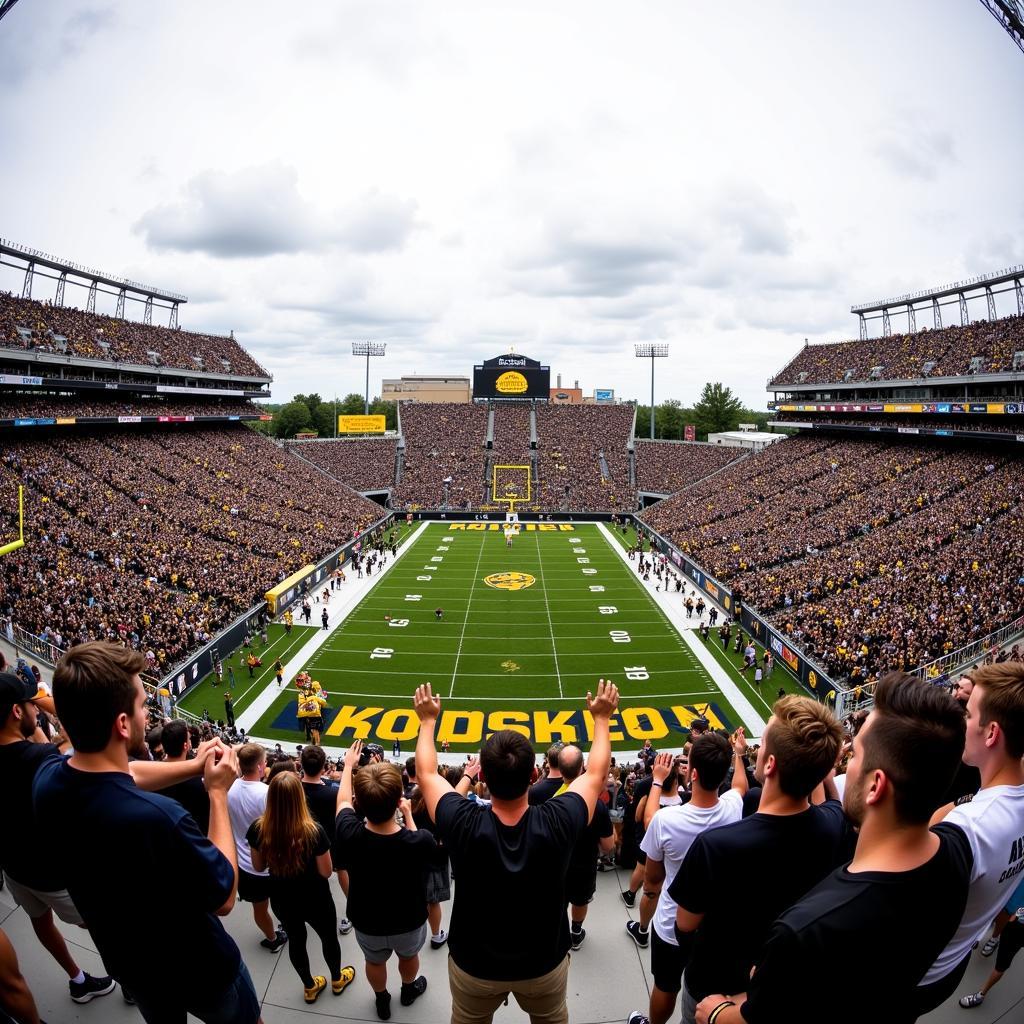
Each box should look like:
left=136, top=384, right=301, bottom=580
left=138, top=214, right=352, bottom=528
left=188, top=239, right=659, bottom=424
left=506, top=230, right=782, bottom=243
left=338, top=917, right=353, bottom=935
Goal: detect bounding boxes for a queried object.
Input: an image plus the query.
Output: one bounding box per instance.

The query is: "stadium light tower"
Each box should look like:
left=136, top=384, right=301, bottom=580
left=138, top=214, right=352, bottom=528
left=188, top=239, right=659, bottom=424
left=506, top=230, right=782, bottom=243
left=634, top=343, right=669, bottom=439
left=351, top=341, right=386, bottom=416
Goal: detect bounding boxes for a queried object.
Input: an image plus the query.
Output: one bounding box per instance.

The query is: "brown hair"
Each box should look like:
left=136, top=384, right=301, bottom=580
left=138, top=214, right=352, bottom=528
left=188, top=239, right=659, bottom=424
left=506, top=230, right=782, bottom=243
left=480, top=730, right=535, bottom=799
left=859, top=672, right=966, bottom=824
left=52, top=642, right=147, bottom=753
left=764, top=695, right=842, bottom=799
left=353, top=762, right=404, bottom=824
left=973, top=662, right=1024, bottom=760
left=238, top=742, right=267, bottom=775
left=257, top=772, right=321, bottom=876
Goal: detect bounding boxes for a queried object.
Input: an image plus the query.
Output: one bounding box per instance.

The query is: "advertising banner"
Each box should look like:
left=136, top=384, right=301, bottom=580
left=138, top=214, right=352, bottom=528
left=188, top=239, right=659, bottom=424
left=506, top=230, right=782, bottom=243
left=594, top=389, right=615, bottom=402
left=338, top=414, right=386, bottom=433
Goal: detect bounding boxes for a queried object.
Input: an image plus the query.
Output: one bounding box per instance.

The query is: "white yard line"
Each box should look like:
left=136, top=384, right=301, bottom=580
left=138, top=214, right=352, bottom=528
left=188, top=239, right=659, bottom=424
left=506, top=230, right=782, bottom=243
left=235, top=521, right=430, bottom=732
left=448, top=531, right=488, bottom=698
left=535, top=527, right=565, bottom=697
left=595, top=522, right=767, bottom=736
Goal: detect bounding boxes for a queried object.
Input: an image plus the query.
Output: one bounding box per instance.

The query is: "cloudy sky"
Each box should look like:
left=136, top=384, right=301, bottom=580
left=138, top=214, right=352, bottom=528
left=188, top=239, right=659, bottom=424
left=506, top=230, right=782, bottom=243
left=1, top=0, right=1023, bottom=408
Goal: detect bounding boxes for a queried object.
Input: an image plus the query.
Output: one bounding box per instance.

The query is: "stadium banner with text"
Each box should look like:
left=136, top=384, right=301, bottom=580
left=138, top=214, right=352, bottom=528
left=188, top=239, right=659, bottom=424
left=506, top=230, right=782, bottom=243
left=473, top=353, right=550, bottom=399
left=0, top=374, right=43, bottom=386
left=272, top=701, right=736, bottom=745
left=775, top=400, right=1020, bottom=417
left=265, top=564, right=316, bottom=617
left=411, top=510, right=621, bottom=523
left=635, top=516, right=836, bottom=699
left=338, top=414, right=386, bottom=433
left=594, top=389, right=615, bottom=402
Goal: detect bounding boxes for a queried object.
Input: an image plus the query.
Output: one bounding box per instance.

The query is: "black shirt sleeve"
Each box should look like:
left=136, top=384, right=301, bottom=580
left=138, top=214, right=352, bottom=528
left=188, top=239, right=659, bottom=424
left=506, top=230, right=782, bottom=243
left=668, top=833, right=713, bottom=915
left=741, top=921, right=802, bottom=1023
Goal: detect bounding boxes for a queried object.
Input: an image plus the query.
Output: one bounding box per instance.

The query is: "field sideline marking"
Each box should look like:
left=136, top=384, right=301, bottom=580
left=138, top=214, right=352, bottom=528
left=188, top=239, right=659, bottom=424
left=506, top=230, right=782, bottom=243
left=235, top=520, right=431, bottom=732
left=595, top=522, right=767, bottom=734
left=533, top=526, right=565, bottom=697
left=448, top=531, right=487, bottom=699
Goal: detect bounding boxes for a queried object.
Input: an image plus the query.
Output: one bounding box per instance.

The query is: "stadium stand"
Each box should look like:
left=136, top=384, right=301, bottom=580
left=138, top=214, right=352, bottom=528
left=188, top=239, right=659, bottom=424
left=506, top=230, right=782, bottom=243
left=490, top=400, right=533, bottom=464
left=0, top=425, right=382, bottom=669
left=285, top=437, right=398, bottom=492
left=635, top=439, right=746, bottom=494
left=0, top=393, right=261, bottom=421
left=641, top=433, right=1024, bottom=681
left=392, top=401, right=488, bottom=509
left=534, top=403, right=636, bottom=511
left=0, top=292, right=269, bottom=377
left=769, top=313, right=1024, bottom=386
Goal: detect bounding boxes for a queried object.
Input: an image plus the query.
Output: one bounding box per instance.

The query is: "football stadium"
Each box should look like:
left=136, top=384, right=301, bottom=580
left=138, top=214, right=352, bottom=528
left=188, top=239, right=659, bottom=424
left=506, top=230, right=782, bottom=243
left=2, top=3, right=1024, bottom=1024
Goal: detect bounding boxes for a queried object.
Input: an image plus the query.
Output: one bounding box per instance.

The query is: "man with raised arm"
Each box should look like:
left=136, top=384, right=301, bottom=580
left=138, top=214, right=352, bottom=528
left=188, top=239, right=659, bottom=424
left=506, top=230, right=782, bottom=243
left=413, top=678, right=620, bottom=1024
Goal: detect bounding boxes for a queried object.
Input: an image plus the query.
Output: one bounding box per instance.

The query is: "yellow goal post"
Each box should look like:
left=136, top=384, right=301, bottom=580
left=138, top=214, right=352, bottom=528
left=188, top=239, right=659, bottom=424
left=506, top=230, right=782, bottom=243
left=492, top=464, right=531, bottom=511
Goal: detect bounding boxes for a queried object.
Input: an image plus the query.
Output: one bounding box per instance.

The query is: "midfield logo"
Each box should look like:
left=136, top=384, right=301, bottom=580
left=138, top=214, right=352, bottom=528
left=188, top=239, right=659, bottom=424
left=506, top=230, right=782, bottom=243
left=484, top=571, right=536, bottom=591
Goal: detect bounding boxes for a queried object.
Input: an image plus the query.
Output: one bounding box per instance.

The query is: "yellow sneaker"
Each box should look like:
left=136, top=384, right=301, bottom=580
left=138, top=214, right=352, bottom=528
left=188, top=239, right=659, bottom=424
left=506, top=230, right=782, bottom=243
left=332, top=966, right=356, bottom=996
left=304, top=976, right=327, bottom=1004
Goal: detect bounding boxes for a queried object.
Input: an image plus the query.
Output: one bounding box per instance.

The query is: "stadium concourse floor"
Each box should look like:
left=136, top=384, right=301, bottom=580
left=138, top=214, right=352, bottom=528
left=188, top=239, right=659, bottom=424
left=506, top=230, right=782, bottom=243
left=3, top=866, right=1021, bottom=1024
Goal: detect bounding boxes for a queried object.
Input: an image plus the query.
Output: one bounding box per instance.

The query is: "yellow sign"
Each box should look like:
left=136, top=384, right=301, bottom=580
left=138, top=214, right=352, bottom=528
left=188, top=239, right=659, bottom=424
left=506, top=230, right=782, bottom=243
left=484, top=571, right=536, bottom=591
left=495, top=371, right=529, bottom=395
left=338, top=414, right=386, bottom=433
left=265, top=563, right=315, bottom=616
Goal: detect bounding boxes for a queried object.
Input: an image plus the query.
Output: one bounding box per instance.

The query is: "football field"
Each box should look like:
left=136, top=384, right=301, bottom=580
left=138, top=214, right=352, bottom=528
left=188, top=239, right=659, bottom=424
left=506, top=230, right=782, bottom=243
left=222, top=522, right=776, bottom=752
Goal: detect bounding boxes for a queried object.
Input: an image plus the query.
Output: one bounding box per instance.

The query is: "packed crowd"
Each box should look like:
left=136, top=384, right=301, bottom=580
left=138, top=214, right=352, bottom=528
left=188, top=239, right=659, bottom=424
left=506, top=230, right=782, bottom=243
left=0, top=293, right=269, bottom=378
left=770, top=412, right=1024, bottom=435
left=641, top=435, right=1024, bottom=680
left=0, top=393, right=260, bottom=420
left=3, top=647, right=1023, bottom=1024
left=534, top=403, right=636, bottom=511
left=285, top=438, right=398, bottom=492
left=0, top=425, right=382, bottom=670
left=635, top=440, right=746, bottom=494
left=771, top=313, right=1024, bottom=386
left=490, top=401, right=533, bottom=463
left=392, top=402, right=488, bottom=509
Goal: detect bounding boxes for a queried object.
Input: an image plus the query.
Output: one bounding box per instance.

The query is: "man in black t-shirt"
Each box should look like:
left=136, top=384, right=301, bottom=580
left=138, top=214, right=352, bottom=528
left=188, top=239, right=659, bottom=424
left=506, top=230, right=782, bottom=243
left=669, top=695, right=847, bottom=1024
left=414, top=679, right=620, bottom=1024
left=32, top=642, right=259, bottom=1024
left=158, top=719, right=210, bottom=833
left=299, top=744, right=339, bottom=836
left=558, top=744, right=614, bottom=950
left=696, top=673, right=972, bottom=1024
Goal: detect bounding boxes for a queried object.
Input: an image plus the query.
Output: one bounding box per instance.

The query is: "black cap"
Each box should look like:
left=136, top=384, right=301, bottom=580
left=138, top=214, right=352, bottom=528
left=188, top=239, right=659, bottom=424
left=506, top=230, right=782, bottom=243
left=0, top=671, right=45, bottom=704
left=691, top=717, right=710, bottom=733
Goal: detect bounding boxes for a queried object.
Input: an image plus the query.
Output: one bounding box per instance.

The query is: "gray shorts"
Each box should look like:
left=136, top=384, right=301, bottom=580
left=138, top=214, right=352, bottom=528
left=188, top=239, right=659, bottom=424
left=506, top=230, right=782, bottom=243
left=3, top=872, right=84, bottom=924
left=354, top=922, right=428, bottom=964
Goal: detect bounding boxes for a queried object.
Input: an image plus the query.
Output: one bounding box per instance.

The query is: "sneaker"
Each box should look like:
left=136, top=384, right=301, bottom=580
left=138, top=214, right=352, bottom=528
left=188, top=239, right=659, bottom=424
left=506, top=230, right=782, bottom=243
left=570, top=927, right=586, bottom=950
left=261, top=929, right=288, bottom=952
left=400, top=976, right=427, bottom=1007
left=959, top=992, right=985, bottom=1009
left=69, top=974, right=116, bottom=1004
left=627, top=1013, right=651, bottom=1024
left=375, top=990, right=393, bottom=1020
left=338, top=917, right=354, bottom=935
left=621, top=889, right=637, bottom=908
left=304, top=976, right=327, bottom=1004
left=122, top=987, right=136, bottom=1005
left=430, top=929, right=448, bottom=950
left=626, top=920, right=649, bottom=948
left=980, top=935, right=999, bottom=956
left=332, top=966, right=356, bottom=996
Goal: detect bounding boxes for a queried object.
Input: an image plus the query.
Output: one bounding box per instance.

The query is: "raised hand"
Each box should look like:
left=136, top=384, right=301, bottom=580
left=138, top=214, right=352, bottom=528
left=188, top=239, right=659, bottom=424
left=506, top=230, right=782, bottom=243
left=586, top=678, right=620, bottom=720
left=414, top=683, right=442, bottom=722
left=344, top=738, right=363, bottom=772
left=652, top=751, right=674, bottom=786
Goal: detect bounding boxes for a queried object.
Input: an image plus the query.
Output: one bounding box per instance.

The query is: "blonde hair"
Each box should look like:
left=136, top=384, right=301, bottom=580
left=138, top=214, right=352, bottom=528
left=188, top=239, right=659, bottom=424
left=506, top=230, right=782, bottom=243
left=765, top=695, right=842, bottom=798
left=257, top=772, right=321, bottom=876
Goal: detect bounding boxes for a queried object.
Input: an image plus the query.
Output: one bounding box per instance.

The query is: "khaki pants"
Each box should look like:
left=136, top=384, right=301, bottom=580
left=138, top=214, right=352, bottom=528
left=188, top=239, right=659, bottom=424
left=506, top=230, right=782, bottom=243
left=448, top=955, right=570, bottom=1024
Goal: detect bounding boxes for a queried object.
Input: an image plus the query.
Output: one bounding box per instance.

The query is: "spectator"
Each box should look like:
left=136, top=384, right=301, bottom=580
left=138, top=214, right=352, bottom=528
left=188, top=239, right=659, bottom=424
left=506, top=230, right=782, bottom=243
left=228, top=743, right=288, bottom=954
left=0, top=925, right=43, bottom=1024
left=247, top=772, right=354, bottom=1005
left=960, top=906, right=1024, bottom=1009
left=528, top=742, right=564, bottom=804
left=158, top=718, right=211, bottom=833
left=626, top=733, right=746, bottom=1024
left=924, top=662, right=1024, bottom=1012
left=669, top=695, right=848, bottom=1024
left=700, top=673, right=971, bottom=1024
left=413, top=678, right=619, bottom=1024
left=32, top=642, right=259, bottom=1024
left=557, top=744, right=615, bottom=950
left=334, top=743, right=434, bottom=1019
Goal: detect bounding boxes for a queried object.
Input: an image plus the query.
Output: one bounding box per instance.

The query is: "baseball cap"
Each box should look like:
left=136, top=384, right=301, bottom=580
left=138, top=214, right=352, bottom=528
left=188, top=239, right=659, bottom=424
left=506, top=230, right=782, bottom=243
left=0, top=671, right=47, bottom=704
left=690, top=716, right=710, bottom=733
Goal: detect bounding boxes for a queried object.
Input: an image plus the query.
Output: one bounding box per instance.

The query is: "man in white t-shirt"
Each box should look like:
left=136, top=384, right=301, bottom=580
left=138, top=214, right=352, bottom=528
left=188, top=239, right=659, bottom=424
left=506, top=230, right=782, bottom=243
left=227, top=743, right=287, bottom=953
left=916, top=662, right=1024, bottom=1015
left=626, top=732, right=748, bottom=1024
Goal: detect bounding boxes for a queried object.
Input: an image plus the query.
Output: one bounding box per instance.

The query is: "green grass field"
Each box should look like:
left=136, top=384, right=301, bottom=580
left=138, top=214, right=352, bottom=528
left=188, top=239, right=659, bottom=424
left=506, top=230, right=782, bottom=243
left=172, top=521, right=799, bottom=752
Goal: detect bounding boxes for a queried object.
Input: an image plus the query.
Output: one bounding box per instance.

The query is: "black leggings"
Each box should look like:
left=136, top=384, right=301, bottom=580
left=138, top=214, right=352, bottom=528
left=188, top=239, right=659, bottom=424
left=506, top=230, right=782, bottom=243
left=277, top=899, right=342, bottom=989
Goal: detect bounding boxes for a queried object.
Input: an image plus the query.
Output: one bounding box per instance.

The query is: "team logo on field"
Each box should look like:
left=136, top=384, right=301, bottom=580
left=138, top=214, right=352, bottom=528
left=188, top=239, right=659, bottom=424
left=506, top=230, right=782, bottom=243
left=501, top=660, right=522, bottom=672
left=484, top=572, right=535, bottom=591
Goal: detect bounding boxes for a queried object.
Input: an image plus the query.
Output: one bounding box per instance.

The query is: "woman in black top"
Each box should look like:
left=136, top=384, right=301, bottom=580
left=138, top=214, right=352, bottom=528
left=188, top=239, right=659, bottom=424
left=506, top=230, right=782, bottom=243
left=248, top=772, right=355, bottom=1004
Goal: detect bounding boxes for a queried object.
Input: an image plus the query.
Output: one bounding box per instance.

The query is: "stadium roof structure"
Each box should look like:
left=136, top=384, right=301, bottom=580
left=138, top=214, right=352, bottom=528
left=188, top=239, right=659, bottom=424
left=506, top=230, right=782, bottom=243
left=850, top=265, right=1024, bottom=340
left=978, top=0, right=1024, bottom=55
left=0, top=238, right=188, bottom=328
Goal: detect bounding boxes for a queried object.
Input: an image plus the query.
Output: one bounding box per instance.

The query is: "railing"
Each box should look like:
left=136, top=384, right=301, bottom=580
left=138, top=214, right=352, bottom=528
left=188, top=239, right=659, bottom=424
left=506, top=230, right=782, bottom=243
left=913, top=614, right=1024, bottom=685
